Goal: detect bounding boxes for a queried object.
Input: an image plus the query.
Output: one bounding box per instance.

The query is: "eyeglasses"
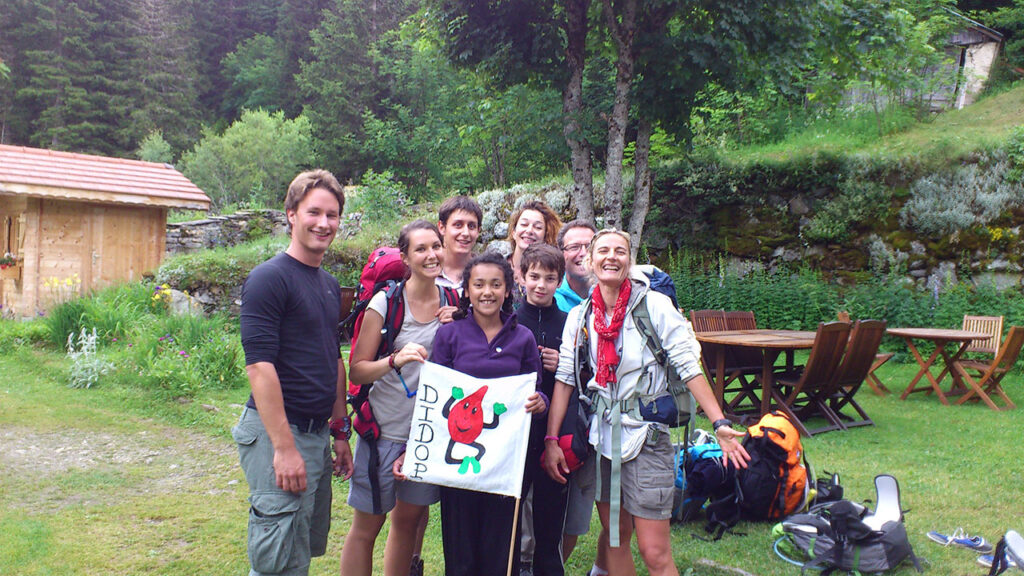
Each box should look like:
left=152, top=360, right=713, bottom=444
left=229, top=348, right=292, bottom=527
left=562, top=243, right=590, bottom=254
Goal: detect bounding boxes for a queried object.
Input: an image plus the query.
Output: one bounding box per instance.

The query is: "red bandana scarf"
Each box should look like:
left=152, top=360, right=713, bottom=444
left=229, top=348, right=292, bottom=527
left=591, top=279, right=632, bottom=388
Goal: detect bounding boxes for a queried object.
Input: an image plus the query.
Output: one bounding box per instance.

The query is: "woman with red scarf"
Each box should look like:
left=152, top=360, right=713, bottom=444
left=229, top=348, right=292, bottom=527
left=542, top=229, right=749, bottom=576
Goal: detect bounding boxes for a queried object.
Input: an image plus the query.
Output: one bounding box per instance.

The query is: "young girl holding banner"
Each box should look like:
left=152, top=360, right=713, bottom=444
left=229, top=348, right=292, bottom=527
left=413, top=252, right=547, bottom=576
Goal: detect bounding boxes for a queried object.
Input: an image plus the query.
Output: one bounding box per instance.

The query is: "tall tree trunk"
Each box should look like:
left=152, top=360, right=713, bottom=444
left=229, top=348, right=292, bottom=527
left=627, top=118, right=651, bottom=261
left=601, top=0, right=637, bottom=230
left=562, top=0, right=593, bottom=223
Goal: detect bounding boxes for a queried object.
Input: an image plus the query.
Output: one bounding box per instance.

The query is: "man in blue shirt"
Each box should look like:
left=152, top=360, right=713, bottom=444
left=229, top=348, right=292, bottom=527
left=554, top=220, right=596, bottom=313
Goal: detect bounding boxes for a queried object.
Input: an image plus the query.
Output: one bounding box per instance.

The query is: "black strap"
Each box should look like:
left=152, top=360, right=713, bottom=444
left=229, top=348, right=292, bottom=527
left=988, top=537, right=1010, bottom=576
left=365, top=435, right=383, bottom=515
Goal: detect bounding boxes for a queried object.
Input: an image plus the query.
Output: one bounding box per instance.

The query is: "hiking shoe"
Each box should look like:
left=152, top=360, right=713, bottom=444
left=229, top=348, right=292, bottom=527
left=926, top=528, right=994, bottom=553
left=978, top=553, right=1018, bottom=569
left=409, top=556, right=424, bottom=576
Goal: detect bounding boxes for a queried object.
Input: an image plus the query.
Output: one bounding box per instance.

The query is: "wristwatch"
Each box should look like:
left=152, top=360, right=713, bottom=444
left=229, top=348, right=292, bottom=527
left=330, top=416, right=352, bottom=440
left=712, top=418, right=734, bottom=432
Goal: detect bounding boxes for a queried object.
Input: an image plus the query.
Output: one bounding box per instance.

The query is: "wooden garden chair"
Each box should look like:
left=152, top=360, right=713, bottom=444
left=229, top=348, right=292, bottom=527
left=826, top=320, right=887, bottom=429
left=838, top=310, right=892, bottom=395
left=690, top=310, right=757, bottom=416
left=722, top=310, right=763, bottom=412
left=725, top=310, right=757, bottom=330
left=962, top=315, right=1004, bottom=359
left=769, top=321, right=851, bottom=436
left=950, top=325, right=1024, bottom=411
left=690, top=309, right=728, bottom=379
left=690, top=309, right=728, bottom=332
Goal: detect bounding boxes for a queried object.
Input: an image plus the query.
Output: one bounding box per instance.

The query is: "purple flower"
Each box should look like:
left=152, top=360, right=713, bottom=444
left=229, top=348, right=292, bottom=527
left=178, top=351, right=190, bottom=358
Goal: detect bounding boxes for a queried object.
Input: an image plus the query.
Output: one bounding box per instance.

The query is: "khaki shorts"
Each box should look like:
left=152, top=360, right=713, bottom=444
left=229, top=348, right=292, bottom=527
left=597, top=428, right=675, bottom=520
left=233, top=407, right=333, bottom=576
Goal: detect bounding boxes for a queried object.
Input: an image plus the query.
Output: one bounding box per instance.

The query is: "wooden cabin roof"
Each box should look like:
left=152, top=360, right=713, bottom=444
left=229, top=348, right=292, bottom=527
left=0, top=145, right=211, bottom=210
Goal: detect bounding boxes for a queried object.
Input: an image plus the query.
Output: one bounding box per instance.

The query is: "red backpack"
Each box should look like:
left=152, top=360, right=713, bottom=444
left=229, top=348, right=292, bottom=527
left=340, top=247, right=407, bottom=358
left=338, top=246, right=459, bottom=514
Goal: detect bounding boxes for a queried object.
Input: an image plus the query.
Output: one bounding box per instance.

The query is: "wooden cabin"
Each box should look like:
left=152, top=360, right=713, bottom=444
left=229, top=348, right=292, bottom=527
left=0, top=145, right=210, bottom=318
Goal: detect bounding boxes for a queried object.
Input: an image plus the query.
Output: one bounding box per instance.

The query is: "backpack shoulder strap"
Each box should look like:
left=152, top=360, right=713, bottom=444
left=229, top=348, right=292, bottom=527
left=439, top=285, right=459, bottom=307
left=379, top=280, right=406, bottom=359
left=631, top=295, right=668, bottom=367
left=574, top=298, right=594, bottom=399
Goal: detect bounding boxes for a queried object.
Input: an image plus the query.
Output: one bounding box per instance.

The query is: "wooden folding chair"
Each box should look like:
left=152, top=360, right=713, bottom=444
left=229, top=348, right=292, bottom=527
left=690, top=309, right=762, bottom=417
left=770, top=322, right=851, bottom=436
left=690, top=309, right=728, bottom=380
left=690, top=309, right=728, bottom=332
left=951, top=325, right=1023, bottom=411
left=827, top=320, right=887, bottom=429
left=962, top=315, right=1004, bottom=359
left=725, top=310, right=757, bottom=330
left=722, top=310, right=762, bottom=412
left=838, top=311, right=891, bottom=395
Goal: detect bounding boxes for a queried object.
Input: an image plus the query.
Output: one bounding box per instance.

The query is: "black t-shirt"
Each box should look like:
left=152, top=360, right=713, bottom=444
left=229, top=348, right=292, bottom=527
left=241, top=252, right=341, bottom=420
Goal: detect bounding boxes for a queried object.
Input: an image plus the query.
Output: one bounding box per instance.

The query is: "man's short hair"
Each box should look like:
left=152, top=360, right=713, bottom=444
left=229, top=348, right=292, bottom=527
left=438, top=195, right=482, bottom=226
left=556, top=219, right=597, bottom=249
left=284, top=170, right=345, bottom=214
left=520, top=243, right=565, bottom=282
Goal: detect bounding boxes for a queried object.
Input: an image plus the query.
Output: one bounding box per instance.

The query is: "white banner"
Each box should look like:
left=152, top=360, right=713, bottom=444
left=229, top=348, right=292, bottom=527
left=402, top=361, right=535, bottom=498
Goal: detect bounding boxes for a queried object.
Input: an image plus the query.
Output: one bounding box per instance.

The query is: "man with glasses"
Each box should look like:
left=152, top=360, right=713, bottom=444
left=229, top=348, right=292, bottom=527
left=554, top=220, right=597, bottom=313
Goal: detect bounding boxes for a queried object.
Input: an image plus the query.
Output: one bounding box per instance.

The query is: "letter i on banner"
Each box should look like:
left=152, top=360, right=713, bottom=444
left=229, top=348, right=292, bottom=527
left=402, top=361, right=535, bottom=498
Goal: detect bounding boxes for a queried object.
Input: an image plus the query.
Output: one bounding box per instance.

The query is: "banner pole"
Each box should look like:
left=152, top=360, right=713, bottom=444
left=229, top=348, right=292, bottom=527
left=506, top=497, right=522, bottom=576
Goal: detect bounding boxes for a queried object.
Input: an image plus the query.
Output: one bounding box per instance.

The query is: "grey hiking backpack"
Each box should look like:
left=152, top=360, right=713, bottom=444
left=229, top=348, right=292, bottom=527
left=774, top=474, right=923, bottom=575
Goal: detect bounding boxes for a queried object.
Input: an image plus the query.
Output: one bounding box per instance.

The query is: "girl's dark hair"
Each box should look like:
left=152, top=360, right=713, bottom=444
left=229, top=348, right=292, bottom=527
left=398, top=220, right=442, bottom=255
left=453, top=251, right=516, bottom=320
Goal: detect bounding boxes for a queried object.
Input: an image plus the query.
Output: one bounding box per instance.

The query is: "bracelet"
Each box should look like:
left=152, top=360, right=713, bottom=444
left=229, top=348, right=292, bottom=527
left=544, top=435, right=560, bottom=443
left=712, top=418, right=734, bottom=432
left=388, top=350, right=399, bottom=371
left=330, top=416, right=352, bottom=441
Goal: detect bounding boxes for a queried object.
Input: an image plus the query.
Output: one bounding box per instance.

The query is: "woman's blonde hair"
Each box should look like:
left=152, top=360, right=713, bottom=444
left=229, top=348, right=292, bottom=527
left=506, top=200, right=562, bottom=251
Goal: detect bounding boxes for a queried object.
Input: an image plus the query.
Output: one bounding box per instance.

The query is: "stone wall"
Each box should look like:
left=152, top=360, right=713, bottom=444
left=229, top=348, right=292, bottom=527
left=165, top=210, right=288, bottom=255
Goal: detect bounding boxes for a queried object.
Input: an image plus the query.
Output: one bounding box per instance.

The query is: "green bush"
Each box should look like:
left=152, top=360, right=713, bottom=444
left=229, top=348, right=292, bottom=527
left=119, top=312, right=246, bottom=397
left=802, top=177, right=891, bottom=243
left=347, top=169, right=408, bottom=223
left=37, top=280, right=249, bottom=399
left=155, top=235, right=287, bottom=296
left=0, top=319, right=50, bottom=349
left=899, top=152, right=1024, bottom=237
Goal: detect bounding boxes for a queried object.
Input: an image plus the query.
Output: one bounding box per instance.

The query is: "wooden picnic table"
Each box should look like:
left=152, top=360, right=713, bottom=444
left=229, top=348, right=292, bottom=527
left=695, top=329, right=817, bottom=420
left=886, top=327, right=989, bottom=405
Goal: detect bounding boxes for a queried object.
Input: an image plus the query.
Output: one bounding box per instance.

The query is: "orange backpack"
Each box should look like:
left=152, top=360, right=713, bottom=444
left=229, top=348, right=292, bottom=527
left=742, top=411, right=809, bottom=519
left=703, top=411, right=810, bottom=539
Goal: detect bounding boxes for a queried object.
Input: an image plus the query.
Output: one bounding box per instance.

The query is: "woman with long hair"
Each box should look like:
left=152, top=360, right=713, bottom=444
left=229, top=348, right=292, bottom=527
left=339, top=220, right=456, bottom=576
left=542, top=229, right=749, bottom=576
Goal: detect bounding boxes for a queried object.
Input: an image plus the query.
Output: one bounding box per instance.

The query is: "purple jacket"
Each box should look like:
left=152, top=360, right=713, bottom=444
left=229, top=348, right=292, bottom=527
left=431, top=311, right=542, bottom=388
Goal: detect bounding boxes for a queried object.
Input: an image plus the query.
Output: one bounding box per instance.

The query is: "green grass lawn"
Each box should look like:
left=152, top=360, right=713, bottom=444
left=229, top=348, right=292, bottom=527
left=1, top=346, right=1021, bottom=575
left=723, top=82, right=1024, bottom=167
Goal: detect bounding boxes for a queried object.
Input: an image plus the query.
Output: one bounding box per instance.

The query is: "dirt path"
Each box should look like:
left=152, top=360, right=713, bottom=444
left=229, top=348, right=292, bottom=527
left=0, top=423, right=240, bottom=513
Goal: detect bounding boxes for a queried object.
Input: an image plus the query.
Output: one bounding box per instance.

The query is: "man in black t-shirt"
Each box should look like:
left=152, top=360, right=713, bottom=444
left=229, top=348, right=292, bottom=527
left=234, top=169, right=353, bottom=576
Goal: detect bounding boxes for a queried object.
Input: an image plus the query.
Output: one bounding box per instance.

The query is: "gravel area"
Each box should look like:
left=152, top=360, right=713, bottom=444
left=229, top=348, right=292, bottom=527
left=0, top=425, right=241, bottom=512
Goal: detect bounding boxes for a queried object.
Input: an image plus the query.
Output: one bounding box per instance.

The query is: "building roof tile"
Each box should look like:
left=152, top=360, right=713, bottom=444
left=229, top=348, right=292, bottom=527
left=0, top=144, right=211, bottom=210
